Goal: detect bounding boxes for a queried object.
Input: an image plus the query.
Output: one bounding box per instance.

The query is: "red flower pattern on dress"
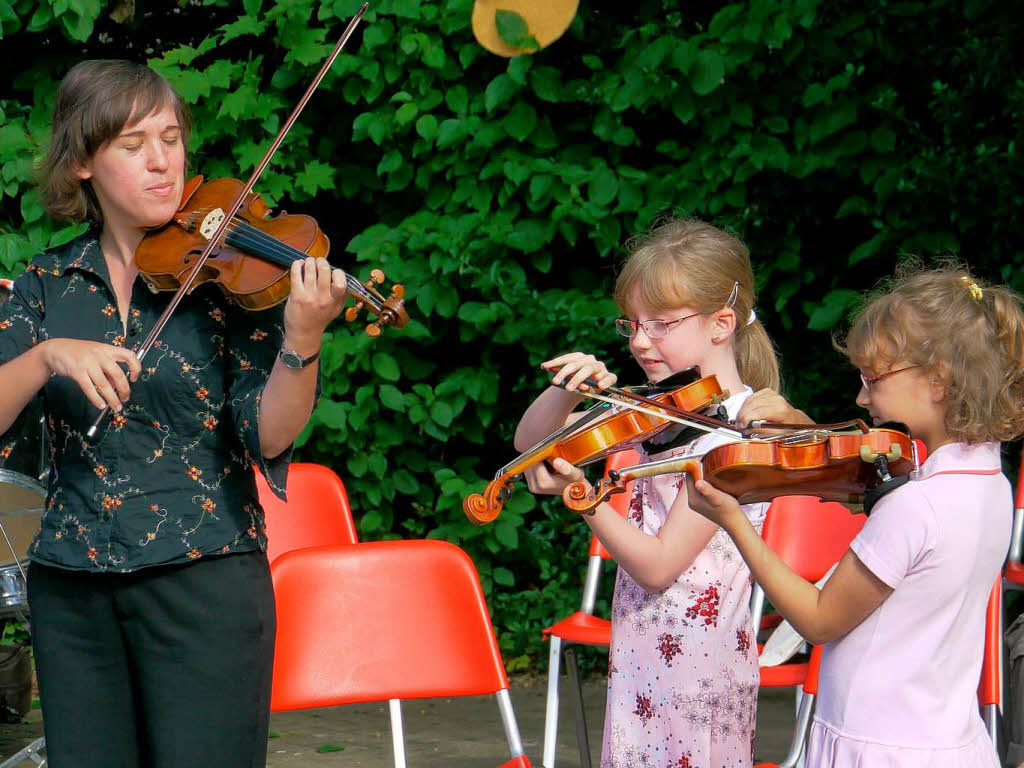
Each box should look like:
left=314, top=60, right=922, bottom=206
left=93, top=464, right=107, bottom=478
left=250, top=329, right=267, bottom=341
left=87, top=546, right=97, bottom=560
left=195, top=387, right=209, bottom=400
left=633, top=692, right=654, bottom=725
left=187, top=548, right=202, bottom=560
left=628, top=488, right=644, bottom=523
left=657, top=632, right=684, bottom=666
left=0, top=444, right=12, bottom=459
left=675, top=753, right=693, bottom=767
left=112, top=334, right=126, bottom=347
left=201, top=498, right=216, bottom=513
left=685, top=585, right=720, bottom=627
left=187, top=466, right=202, bottom=480
left=111, top=412, right=126, bottom=430
left=203, top=415, right=218, bottom=430
left=209, top=308, right=225, bottom=322
left=101, top=495, right=122, bottom=510
left=736, top=628, right=751, bottom=654
left=0, top=320, right=11, bottom=330
left=102, top=304, right=116, bottom=316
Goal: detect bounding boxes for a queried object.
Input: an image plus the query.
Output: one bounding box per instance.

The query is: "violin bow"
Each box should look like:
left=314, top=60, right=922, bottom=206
left=87, top=4, right=369, bottom=440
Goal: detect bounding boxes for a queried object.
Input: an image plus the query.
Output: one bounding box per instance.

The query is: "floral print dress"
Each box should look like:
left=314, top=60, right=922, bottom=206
left=602, top=388, right=767, bottom=768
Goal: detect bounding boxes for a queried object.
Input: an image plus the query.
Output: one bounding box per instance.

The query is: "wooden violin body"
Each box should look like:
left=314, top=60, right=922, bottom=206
left=463, top=373, right=727, bottom=525
left=563, top=425, right=918, bottom=513
left=135, top=176, right=408, bottom=334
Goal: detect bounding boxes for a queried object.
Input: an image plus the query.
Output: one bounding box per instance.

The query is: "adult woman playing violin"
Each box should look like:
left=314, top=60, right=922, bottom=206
left=0, top=60, right=347, bottom=767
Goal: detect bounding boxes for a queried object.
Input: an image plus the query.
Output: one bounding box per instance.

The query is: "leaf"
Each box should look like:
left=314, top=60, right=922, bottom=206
left=484, top=74, right=516, bottom=112
left=494, top=521, right=519, bottom=548
left=372, top=353, right=401, bottom=381
left=429, top=400, right=454, bottom=427
left=379, top=385, right=406, bottom=411
left=689, top=49, right=725, bottom=96
left=587, top=167, right=618, bottom=207
left=503, top=101, right=537, bottom=141
left=806, top=289, right=862, bottom=330
left=494, top=9, right=537, bottom=50
left=295, top=160, right=335, bottom=195
left=415, top=114, right=438, bottom=141
left=395, top=102, right=419, bottom=125
left=847, top=232, right=885, bottom=266
left=493, top=567, right=515, bottom=586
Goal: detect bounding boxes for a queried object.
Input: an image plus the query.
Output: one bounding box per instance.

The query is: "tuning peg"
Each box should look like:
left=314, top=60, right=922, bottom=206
left=365, top=322, right=382, bottom=337
left=369, top=269, right=385, bottom=284
left=345, top=301, right=364, bottom=322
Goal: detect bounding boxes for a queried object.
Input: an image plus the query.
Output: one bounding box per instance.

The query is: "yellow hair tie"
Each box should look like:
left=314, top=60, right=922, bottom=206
left=960, top=276, right=983, bottom=301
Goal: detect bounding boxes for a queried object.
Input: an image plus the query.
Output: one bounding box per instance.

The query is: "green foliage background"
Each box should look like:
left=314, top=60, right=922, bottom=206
left=1, top=0, right=1021, bottom=669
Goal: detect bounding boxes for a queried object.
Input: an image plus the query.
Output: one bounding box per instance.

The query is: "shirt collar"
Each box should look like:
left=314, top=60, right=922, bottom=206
left=53, top=231, right=102, bottom=276
left=914, top=441, right=1002, bottom=480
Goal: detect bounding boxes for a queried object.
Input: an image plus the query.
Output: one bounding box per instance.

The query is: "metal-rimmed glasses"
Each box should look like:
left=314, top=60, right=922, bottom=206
left=614, top=311, right=702, bottom=339
left=859, top=364, right=921, bottom=391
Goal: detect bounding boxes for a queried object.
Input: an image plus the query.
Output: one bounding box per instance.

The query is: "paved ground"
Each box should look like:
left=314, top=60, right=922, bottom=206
left=1, top=676, right=797, bottom=766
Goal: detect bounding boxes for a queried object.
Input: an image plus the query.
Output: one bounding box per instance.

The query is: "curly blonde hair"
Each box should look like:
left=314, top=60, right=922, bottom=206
left=838, top=262, right=1024, bottom=443
left=614, top=217, right=780, bottom=391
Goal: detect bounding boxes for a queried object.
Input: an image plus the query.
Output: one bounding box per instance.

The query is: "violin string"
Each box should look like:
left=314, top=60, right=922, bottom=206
left=190, top=215, right=379, bottom=306
left=577, top=389, right=744, bottom=440
left=494, top=401, right=613, bottom=478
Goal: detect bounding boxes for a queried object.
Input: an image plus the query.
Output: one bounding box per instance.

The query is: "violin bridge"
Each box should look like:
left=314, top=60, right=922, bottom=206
left=199, top=208, right=226, bottom=241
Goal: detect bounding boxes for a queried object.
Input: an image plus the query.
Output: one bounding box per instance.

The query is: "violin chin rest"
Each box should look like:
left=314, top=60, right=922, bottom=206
left=863, top=475, right=910, bottom=515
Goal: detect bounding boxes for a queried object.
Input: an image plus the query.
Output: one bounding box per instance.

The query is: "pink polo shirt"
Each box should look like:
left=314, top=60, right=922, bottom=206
left=806, top=441, right=1007, bottom=767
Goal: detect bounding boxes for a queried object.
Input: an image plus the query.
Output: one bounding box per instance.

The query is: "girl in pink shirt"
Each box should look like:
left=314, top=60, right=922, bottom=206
left=686, top=265, right=1024, bottom=766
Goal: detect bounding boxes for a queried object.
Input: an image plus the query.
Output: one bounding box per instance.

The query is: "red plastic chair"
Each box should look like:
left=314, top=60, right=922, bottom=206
left=979, top=578, right=1003, bottom=749
left=540, top=449, right=640, bottom=768
left=753, top=497, right=867, bottom=686
left=270, top=539, right=531, bottom=768
left=255, top=462, right=358, bottom=564
left=1003, top=451, right=1024, bottom=587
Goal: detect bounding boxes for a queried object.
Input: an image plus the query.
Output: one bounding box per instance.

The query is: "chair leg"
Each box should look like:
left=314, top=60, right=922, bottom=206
left=543, top=637, right=563, bottom=768
left=495, top=688, right=527, bottom=759
left=389, top=698, right=407, bottom=768
left=564, top=645, right=592, bottom=768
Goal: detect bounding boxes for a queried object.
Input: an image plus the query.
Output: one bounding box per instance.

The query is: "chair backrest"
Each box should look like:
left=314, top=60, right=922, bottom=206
left=256, top=462, right=358, bottom=564
left=978, top=578, right=1002, bottom=706
left=589, top=449, right=642, bottom=559
left=271, top=539, right=509, bottom=711
left=761, top=496, right=867, bottom=583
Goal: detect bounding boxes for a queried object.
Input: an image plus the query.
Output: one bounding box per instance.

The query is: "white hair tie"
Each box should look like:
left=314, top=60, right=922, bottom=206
left=746, top=308, right=757, bottom=326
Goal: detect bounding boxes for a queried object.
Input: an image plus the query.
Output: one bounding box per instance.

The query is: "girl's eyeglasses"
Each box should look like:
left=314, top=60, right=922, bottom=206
left=615, top=311, right=702, bottom=339
left=859, top=365, right=921, bottom=391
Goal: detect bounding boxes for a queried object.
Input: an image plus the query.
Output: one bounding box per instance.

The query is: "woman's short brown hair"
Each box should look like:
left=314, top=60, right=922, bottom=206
left=40, top=59, right=191, bottom=225
left=838, top=262, right=1024, bottom=443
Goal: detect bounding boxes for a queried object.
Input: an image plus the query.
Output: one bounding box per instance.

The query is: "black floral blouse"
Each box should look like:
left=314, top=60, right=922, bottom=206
left=0, top=231, right=308, bottom=572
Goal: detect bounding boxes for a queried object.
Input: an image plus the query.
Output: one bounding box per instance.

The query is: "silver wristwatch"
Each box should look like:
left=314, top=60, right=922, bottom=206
left=278, top=347, right=321, bottom=369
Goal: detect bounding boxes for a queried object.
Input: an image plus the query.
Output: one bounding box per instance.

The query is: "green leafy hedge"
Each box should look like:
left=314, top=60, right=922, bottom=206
left=1, top=0, right=1021, bottom=669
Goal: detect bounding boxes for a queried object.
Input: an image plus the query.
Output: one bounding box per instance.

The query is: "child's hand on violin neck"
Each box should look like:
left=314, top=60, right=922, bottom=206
left=542, top=352, right=616, bottom=393
left=283, top=256, right=348, bottom=350
left=684, top=475, right=745, bottom=530
left=525, top=457, right=586, bottom=496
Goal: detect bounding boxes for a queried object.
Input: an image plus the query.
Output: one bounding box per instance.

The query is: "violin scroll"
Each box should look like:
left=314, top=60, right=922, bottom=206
left=463, top=479, right=515, bottom=525
left=562, top=457, right=704, bottom=514
left=344, top=268, right=408, bottom=337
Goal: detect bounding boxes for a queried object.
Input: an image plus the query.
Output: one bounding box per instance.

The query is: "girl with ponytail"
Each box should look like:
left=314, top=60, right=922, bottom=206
left=514, top=218, right=783, bottom=767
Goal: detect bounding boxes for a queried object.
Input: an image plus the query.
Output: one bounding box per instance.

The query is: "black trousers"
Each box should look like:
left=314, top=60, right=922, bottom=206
left=27, top=551, right=276, bottom=768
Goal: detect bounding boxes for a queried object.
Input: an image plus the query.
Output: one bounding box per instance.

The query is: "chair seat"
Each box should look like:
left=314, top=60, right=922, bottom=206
left=1005, top=561, right=1024, bottom=586
left=542, top=611, right=611, bottom=646
left=759, top=661, right=809, bottom=687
